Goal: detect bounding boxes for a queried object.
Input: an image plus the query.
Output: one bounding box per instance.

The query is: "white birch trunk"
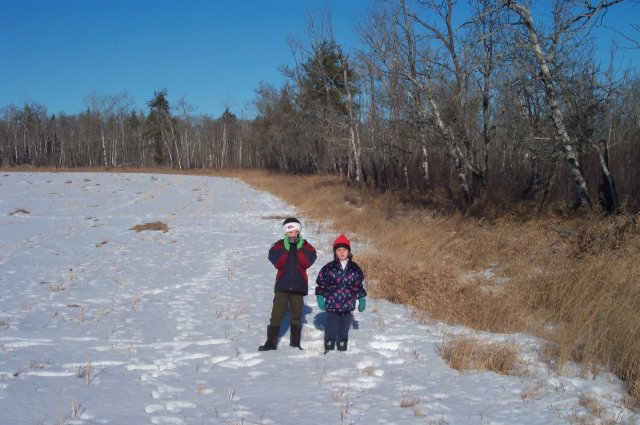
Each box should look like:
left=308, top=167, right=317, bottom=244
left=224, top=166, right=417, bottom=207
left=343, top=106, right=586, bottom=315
left=427, top=94, right=472, bottom=205
left=220, top=122, right=227, bottom=169
left=341, top=55, right=361, bottom=185
left=101, top=128, right=108, bottom=168
left=505, top=1, right=592, bottom=209
left=422, top=144, right=429, bottom=182
left=591, top=139, right=619, bottom=212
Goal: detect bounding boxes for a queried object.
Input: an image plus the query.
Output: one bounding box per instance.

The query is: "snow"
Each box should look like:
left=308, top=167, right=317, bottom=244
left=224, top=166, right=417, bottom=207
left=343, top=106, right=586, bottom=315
left=0, top=172, right=637, bottom=425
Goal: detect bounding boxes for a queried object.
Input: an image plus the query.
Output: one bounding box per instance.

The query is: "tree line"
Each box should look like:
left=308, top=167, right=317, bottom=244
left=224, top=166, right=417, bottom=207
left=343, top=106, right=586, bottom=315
left=1, top=0, right=638, bottom=213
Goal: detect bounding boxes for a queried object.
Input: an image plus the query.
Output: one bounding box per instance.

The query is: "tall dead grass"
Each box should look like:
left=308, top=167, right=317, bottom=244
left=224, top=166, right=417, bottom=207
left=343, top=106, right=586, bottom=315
left=239, top=170, right=640, bottom=402
left=437, top=334, right=520, bottom=375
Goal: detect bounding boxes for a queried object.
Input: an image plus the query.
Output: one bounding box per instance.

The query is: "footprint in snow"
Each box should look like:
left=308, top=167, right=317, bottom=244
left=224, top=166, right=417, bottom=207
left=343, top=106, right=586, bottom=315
left=166, top=400, right=196, bottom=412
left=151, top=383, right=185, bottom=400
left=150, top=416, right=186, bottom=425
left=219, top=352, right=263, bottom=369
left=145, top=404, right=165, bottom=414
left=369, top=338, right=402, bottom=351
left=357, top=359, right=385, bottom=378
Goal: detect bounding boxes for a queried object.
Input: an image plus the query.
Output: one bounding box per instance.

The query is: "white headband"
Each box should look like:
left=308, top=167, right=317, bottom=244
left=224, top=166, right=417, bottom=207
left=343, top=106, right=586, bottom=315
left=283, top=222, right=301, bottom=233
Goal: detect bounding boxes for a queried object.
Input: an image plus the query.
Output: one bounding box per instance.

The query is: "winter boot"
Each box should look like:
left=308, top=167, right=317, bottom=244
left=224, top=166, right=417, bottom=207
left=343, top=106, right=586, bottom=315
left=290, top=324, right=303, bottom=350
left=337, top=339, right=348, bottom=352
left=324, top=339, right=336, bottom=354
left=258, top=325, right=280, bottom=351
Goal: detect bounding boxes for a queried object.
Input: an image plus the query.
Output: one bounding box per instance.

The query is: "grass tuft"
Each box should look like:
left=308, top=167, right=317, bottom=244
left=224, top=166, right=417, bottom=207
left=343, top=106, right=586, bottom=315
left=437, top=335, right=520, bottom=375
left=130, top=221, right=169, bottom=233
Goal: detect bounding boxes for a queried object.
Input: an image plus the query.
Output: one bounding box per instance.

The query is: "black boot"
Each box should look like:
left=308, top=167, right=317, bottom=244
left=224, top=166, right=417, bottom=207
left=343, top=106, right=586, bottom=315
left=258, top=325, right=280, bottom=351
left=290, top=324, right=303, bottom=350
left=337, top=339, right=348, bottom=352
left=324, top=339, right=335, bottom=354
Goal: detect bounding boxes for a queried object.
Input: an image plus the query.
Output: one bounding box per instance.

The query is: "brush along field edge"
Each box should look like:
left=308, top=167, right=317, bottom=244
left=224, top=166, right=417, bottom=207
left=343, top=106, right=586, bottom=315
left=238, top=170, right=640, bottom=402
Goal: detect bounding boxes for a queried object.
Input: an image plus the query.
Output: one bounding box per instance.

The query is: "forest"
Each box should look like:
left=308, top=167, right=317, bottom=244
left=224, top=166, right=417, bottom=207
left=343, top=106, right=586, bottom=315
left=1, top=0, right=638, bottom=214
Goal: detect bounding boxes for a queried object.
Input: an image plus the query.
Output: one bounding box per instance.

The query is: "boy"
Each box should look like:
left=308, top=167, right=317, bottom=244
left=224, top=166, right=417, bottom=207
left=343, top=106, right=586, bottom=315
left=259, top=217, right=317, bottom=351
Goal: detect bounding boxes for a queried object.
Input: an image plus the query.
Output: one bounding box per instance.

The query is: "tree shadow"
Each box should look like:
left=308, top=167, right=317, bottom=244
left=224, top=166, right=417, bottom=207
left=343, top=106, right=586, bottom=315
left=312, top=312, right=360, bottom=331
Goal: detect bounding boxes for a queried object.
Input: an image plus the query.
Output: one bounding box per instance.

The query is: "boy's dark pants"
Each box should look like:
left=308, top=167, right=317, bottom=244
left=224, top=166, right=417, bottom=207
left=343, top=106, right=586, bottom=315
left=325, top=311, right=352, bottom=348
left=259, top=292, right=304, bottom=351
left=269, top=292, right=303, bottom=327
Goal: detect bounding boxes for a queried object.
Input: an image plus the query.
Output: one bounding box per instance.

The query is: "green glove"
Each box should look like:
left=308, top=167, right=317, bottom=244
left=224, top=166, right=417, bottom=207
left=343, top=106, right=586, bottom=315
left=316, top=295, right=326, bottom=311
left=358, top=297, right=366, bottom=312
left=296, top=236, right=304, bottom=249
left=283, top=236, right=290, bottom=251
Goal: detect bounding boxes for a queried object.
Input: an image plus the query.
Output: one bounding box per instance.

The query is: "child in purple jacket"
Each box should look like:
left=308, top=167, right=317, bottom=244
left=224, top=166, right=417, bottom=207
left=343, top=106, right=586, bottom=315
left=315, top=234, right=367, bottom=353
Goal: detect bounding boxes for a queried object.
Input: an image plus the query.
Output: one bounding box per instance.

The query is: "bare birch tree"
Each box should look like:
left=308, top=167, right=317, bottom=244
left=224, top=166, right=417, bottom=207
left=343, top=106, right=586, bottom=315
left=502, top=0, right=625, bottom=209
left=362, top=0, right=481, bottom=205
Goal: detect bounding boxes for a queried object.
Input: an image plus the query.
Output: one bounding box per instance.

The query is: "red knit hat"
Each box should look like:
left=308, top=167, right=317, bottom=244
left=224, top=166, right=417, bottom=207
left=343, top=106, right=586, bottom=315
left=333, top=234, right=351, bottom=251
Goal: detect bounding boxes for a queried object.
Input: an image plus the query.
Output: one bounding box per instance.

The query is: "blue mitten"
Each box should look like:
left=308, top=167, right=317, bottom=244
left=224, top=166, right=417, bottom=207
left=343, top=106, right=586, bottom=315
left=316, top=295, right=326, bottom=311
left=358, top=297, right=366, bottom=312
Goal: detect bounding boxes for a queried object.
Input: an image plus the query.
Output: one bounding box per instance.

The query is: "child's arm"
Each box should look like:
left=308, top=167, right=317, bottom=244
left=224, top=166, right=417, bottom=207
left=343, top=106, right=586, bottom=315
left=353, top=267, right=367, bottom=298
left=315, top=266, right=329, bottom=311
left=296, top=242, right=317, bottom=268
left=268, top=241, right=287, bottom=269
left=354, top=266, right=367, bottom=312
left=315, top=265, right=328, bottom=295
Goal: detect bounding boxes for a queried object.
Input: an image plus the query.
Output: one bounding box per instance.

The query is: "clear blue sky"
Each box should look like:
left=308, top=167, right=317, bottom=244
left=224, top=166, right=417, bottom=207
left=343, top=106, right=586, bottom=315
left=1, top=0, right=637, bottom=119
left=0, top=0, right=369, bottom=118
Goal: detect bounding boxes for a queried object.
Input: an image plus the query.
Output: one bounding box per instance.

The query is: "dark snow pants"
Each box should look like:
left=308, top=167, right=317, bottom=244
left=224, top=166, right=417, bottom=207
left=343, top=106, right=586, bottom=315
left=324, top=311, right=352, bottom=342
left=269, top=292, right=304, bottom=327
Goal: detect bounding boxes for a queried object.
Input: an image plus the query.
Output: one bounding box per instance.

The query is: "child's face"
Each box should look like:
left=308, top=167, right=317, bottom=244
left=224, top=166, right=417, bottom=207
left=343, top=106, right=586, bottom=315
left=335, top=247, right=349, bottom=261
left=286, top=230, right=299, bottom=239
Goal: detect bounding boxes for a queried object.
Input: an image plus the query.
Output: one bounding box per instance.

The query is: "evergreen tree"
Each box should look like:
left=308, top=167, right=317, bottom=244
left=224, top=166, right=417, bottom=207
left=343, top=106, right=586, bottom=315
left=299, top=39, right=358, bottom=119
left=145, top=89, right=172, bottom=165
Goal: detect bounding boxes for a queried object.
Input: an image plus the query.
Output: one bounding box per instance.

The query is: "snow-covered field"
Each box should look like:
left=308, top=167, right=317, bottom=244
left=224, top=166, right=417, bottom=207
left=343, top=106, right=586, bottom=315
left=0, top=172, right=636, bottom=425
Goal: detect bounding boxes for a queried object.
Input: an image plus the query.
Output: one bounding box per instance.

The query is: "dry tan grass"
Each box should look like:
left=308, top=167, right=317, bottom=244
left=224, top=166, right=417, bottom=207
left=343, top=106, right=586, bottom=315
left=400, top=397, right=422, bottom=408
left=130, top=221, right=169, bottom=233
left=437, top=334, right=520, bottom=375
left=578, top=393, right=605, bottom=419
left=520, top=381, right=545, bottom=400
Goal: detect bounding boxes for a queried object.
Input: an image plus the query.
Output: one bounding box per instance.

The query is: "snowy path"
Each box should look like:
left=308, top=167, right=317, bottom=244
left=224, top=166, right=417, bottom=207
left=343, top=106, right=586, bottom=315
left=0, top=172, right=636, bottom=424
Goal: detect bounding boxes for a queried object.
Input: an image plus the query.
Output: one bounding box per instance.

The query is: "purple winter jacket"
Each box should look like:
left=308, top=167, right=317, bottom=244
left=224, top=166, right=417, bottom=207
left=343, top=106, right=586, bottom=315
left=315, top=258, right=366, bottom=313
